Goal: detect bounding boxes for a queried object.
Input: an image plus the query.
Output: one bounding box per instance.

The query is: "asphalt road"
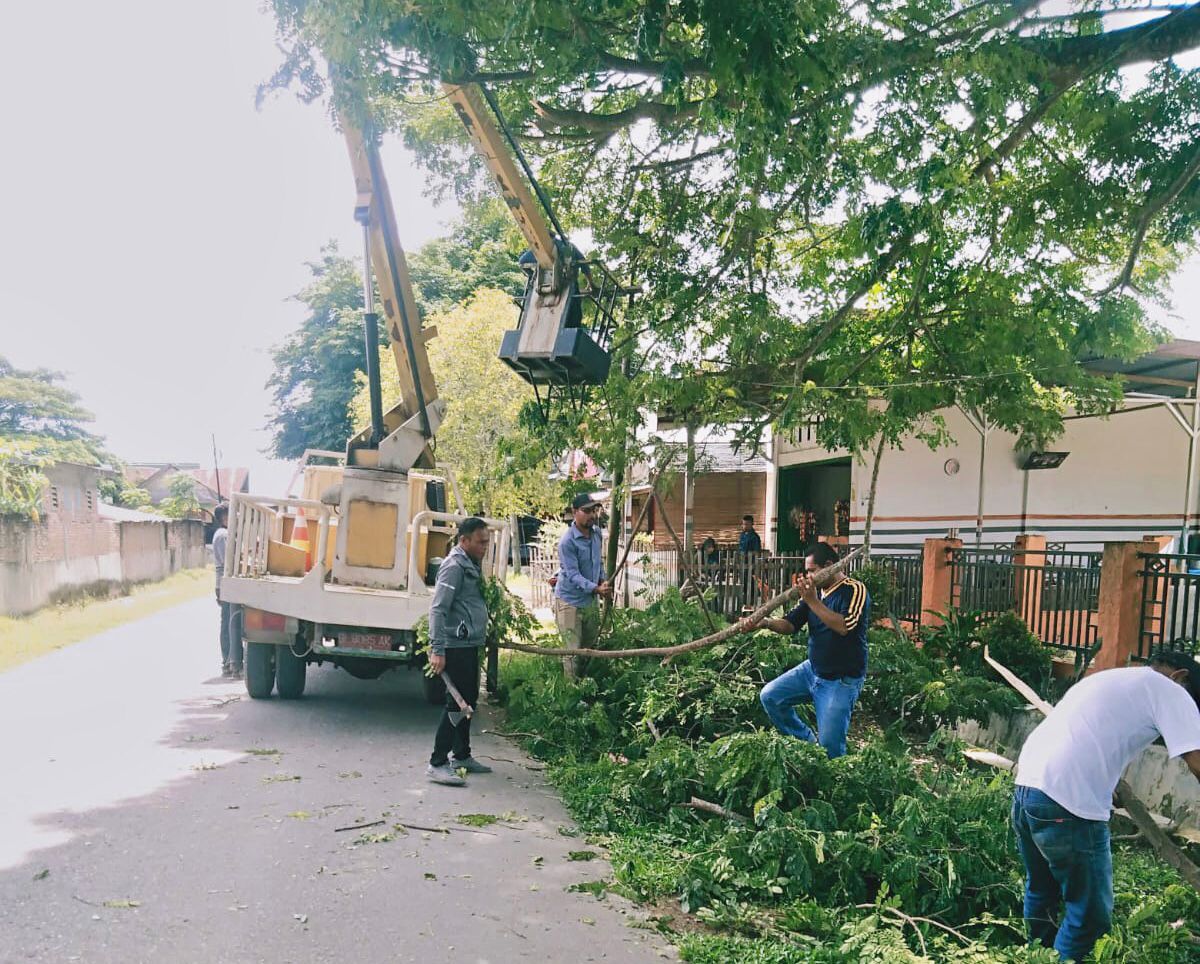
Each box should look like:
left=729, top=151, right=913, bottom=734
left=0, top=596, right=674, bottom=964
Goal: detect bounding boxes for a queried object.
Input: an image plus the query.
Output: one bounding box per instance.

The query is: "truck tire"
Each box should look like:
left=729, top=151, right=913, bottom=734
left=245, top=642, right=275, bottom=699
left=421, top=671, right=446, bottom=706
left=275, top=644, right=307, bottom=699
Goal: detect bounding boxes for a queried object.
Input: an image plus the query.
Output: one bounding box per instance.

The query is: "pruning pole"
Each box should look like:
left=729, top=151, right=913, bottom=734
left=984, top=647, right=1200, bottom=893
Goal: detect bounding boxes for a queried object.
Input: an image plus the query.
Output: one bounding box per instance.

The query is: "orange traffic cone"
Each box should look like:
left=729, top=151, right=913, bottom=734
left=292, top=508, right=312, bottom=571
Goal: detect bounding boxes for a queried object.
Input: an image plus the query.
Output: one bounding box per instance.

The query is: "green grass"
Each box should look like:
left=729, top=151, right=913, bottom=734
left=0, top=567, right=214, bottom=672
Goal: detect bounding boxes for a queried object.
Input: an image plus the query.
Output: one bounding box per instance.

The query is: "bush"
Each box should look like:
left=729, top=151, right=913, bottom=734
left=497, top=599, right=1200, bottom=960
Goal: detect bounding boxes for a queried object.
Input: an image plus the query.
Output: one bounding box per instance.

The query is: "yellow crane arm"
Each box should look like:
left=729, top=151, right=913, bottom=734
left=342, top=123, right=440, bottom=469
left=442, top=83, right=559, bottom=275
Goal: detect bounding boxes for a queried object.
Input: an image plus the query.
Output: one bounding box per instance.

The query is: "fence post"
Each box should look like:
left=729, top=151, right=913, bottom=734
left=920, top=537, right=962, bottom=627
left=1013, top=533, right=1046, bottom=632
left=1093, top=542, right=1150, bottom=672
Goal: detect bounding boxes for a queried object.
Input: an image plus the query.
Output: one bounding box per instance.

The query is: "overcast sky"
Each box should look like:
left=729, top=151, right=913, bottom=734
left=0, top=0, right=456, bottom=494
left=0, top=1, right=1196, bottom=496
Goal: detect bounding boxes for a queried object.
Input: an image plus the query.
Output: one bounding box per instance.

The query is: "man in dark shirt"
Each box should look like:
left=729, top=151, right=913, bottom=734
left=738, top=543, right=869, bottom=758
left=738, top=515, right=762, bottom=554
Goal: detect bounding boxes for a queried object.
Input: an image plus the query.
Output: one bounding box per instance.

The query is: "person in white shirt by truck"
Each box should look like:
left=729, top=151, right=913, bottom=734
left=1012, top=651, right=1200, bottom=960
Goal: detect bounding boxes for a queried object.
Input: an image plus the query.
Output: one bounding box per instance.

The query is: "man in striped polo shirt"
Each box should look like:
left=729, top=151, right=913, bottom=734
left=739, top=543, right=870, bottom=758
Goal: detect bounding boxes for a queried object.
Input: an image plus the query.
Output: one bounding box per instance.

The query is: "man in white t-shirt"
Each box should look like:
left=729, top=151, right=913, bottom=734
left=1013, top=652, right=1200, bottom=961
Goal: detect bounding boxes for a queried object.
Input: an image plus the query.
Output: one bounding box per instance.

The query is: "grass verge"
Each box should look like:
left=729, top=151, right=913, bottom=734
left=0, top=567, right=214, bottom=673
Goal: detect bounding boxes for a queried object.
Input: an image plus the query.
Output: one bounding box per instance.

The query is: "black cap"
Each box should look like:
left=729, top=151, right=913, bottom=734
left=572, top=492, right=602, bottom=511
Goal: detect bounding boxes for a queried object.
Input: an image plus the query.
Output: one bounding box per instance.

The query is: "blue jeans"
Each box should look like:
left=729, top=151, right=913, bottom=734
left=759, top=660, right=864, bottom=758
left=1011, top=785, right=1113, bottom=961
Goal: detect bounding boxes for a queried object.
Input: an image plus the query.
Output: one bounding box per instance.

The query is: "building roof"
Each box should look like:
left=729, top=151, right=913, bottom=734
left=1084, top=339, right=1200, bottom=399
left=191, top=467, right=250, bottom=501
left=635, top=432, right=771, bottom=477
left=98, top=502, right=163, bottom=523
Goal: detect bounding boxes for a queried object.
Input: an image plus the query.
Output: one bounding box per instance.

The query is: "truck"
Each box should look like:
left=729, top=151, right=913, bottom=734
left=219, top=80, right=628, bottom=703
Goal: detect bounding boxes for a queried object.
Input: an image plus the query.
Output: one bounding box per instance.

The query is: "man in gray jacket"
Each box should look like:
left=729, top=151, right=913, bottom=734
left=426, top=516, right=494, bottom=786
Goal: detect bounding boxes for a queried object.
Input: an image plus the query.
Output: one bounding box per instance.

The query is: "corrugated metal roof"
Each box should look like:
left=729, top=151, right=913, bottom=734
left=98, top=502, right=164, bottom=523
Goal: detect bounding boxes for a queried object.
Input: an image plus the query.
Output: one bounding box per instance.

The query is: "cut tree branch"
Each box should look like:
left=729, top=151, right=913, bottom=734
left=499, top=548, right=862, bottom=662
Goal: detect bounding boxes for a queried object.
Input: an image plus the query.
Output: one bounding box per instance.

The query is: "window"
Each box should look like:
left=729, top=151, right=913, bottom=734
left=47, top=486, right=59, bottom=512
left=86, top=489, right=95, bottom=513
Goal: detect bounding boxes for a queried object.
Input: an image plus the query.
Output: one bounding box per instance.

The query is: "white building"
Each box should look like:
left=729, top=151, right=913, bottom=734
left=770, top=340, right=1200, bottom=552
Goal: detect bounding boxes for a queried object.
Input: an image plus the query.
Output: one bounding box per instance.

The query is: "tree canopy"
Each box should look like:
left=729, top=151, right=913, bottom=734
left=266, top=0, right=1200, bottom=456
left=0, top=356, right=106, bottom=464
left=0, top=356, right=107, bottom=519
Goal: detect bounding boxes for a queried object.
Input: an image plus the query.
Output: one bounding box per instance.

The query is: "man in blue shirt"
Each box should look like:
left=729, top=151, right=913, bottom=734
left=554, top=492, right=611, bottom=677
left=738, top=515, right=763, bottom=554
left=738, top=543, right=869, bottom=758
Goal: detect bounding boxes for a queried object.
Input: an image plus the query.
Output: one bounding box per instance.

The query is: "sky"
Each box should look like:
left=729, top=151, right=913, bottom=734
left=0, top=1, right=1197, bottom=498
left=0, top=0, right=457, bottom=495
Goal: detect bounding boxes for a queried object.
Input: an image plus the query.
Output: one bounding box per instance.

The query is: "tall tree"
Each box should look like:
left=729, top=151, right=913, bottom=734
left=0, top=356, right=106, bottom=464
left=407, top=196, right=528, bottom=312
left=0, top=356, right=107, bottom=519
left=266, top=0, right=1200, bottom=456
left=266, top=244, right=369, bottom=459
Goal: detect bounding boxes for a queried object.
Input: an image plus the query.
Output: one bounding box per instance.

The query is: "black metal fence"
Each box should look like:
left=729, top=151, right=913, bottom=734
left=847, top=547, right=925, bottom=627
left=1138, top=553, right=1200, bottom=659
left=689, top=550, right=808, bottom=620
left=948, top=545, right=1102, bottom=655
left=685, top=546, right=925, bottom=625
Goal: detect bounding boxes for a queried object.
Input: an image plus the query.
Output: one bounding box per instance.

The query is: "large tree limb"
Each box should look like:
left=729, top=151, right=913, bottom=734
left=983, top=647, right=1200, bottom=894
left=533, top=98, right=703, bottom=134
left=1023, top=3, right=1200, bottom=76
left=1102, top=137, right=1200, bottom=294
left=499, top=548, right=863, bottom=662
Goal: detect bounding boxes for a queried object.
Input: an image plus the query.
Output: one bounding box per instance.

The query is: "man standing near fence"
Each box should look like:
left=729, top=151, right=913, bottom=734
left=554, top=493, right=612, bottom=678
left=737, top=543, right=869, bottom=758
left=211, top=504, right=242, bottom=679
left=738, top=515, right=762, bottom=554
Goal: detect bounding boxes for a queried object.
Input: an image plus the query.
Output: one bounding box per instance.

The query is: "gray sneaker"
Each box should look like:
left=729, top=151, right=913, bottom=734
left=451, top=755, right=493, bottom=774
left=426, top=763, right=466, bottom=786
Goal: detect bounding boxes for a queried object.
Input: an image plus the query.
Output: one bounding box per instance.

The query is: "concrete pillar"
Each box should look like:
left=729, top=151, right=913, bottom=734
left=1093, top=541, right=1153, bottom=672
left=920, top=537, right=963, bottom=627
left=1013, top=533, right=1046, bottom=633
left=683, top=424, right=695, bottom=552
left=764, top=434, right=779, bottom=554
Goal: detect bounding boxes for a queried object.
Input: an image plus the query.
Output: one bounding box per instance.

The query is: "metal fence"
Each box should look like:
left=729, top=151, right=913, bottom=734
left=525, top=543, right=680, bottom=612
left=1139, top=553, right=1200, bottom=659
left=527, top=542, right=925, bottom=626
left=949, top=545, right=1102, bottom=655
left=850, top=548, right=925, bottom=627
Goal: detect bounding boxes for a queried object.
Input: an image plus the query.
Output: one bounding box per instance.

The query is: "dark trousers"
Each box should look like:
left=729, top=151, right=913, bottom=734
left=219, top=599, right=243, bottom=669
left=1011, top=785, right=1113, bottom=961
left=430, top=646, right=480, bottom=766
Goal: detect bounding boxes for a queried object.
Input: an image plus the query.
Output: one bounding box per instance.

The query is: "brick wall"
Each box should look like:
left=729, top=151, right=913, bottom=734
left=1, top=511, right=207, bottom=617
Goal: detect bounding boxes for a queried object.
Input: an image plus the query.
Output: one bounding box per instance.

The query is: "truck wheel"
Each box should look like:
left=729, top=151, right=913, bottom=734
left=245, top=643, right=275, bottom=699
left=275, top=644, right=307, bottom=699
left=421, top=671, right=446, bottom=706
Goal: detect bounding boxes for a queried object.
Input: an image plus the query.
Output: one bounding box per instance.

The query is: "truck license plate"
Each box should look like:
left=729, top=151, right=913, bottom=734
left=339, top=632, right=393, bottom=651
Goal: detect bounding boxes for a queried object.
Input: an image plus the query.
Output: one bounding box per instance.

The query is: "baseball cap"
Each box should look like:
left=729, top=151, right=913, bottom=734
left=571, top=492, right=602, bottom=511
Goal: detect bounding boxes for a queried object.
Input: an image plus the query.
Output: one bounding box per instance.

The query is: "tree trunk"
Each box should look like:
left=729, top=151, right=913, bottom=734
left=862, top=433, right=886, bottom=558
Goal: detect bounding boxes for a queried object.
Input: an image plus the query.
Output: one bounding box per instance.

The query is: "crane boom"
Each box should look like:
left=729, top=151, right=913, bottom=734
left=339, top=79, right=618, bottom=471
left=342, top=123, right=442, bottom=471
left=443, top=83, right=559, bottom=276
